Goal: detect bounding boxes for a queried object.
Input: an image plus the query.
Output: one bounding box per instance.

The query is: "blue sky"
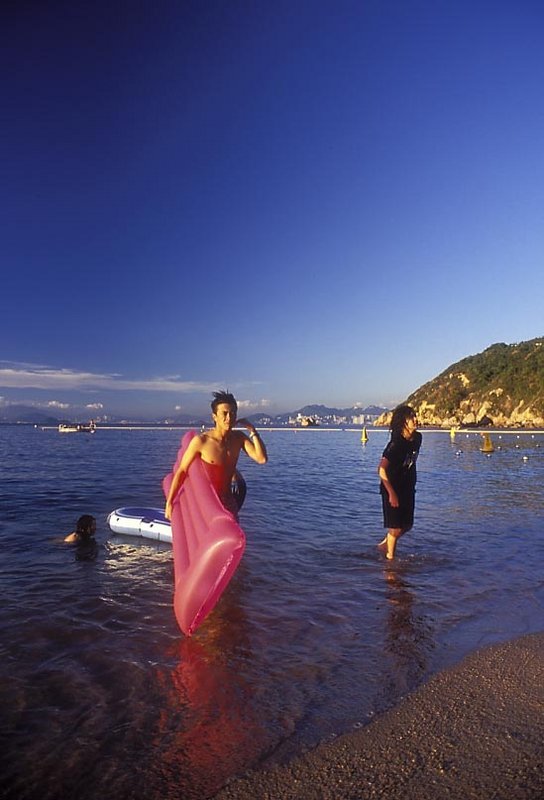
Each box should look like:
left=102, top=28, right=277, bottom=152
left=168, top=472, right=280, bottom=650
left=3, top=0, right=543, bottom=419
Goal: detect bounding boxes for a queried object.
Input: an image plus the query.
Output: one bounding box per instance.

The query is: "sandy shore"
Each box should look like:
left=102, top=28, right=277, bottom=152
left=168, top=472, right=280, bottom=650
left=215, top=632, right=544, bottom=799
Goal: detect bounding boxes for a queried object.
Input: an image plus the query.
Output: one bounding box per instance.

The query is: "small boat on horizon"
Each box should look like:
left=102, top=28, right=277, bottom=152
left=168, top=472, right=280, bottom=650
left=58, top=420, right=96, bottom=434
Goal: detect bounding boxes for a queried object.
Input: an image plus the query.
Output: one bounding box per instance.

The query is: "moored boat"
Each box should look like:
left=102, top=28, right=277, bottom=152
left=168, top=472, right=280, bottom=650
left=58, top=420, right=96, bottom=433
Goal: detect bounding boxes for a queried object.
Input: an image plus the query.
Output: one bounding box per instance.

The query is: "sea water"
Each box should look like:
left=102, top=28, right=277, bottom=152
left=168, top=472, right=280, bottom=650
left=1, top=425, right=543, bottom=799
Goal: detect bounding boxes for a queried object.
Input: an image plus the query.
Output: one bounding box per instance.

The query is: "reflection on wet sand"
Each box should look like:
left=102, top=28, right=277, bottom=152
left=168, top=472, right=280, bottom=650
left=382, top=565, right=434, bottom=698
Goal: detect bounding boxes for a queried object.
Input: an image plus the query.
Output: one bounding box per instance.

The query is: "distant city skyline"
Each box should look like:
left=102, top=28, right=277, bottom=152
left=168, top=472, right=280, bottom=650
left=3, top=2, right=543, bottom=420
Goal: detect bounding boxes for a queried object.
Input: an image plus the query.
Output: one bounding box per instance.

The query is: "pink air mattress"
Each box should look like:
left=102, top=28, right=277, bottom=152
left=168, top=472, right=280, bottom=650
left=162, top=431, right=246, bottom=636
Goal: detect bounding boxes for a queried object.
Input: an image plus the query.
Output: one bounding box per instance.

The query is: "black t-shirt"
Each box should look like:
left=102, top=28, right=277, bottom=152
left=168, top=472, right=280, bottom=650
left=380, top=431, right=422, bottom=495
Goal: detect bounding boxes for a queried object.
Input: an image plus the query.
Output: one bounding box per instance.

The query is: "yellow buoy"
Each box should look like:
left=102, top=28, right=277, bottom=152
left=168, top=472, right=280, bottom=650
left=361, top=426, right=368, bottom=443
left=480, top=433, right=494, bottom=453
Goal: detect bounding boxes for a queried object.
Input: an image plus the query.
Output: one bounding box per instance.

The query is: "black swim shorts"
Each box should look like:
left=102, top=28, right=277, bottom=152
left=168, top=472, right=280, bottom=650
left=381, top=488, right=415, bottom=530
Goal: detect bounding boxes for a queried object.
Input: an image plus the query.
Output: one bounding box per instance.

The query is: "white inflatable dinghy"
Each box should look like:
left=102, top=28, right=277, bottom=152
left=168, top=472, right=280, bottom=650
left=108, top=507, right=172, bottom=543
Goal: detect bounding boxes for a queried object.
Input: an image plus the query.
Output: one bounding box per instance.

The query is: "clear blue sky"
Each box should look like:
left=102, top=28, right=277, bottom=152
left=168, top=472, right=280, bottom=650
left=3, top=0, right=543, bottom=419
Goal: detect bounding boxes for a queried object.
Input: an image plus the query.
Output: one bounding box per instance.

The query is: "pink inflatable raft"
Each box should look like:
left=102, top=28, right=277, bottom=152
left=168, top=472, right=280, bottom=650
left=108, top=432, right=246, bottom=636
left=161, top=431, right=247, bottom=637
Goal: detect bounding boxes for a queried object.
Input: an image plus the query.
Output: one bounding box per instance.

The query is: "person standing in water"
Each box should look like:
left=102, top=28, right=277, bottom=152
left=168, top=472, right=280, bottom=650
left=165, top=390, right=267, bottom=520
left=377, top=405, right=422, bottom=560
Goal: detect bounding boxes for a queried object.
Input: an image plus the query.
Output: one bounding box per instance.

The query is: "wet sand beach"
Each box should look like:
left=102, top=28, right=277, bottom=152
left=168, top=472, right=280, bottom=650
left=216, top=632, right=544, bottom=800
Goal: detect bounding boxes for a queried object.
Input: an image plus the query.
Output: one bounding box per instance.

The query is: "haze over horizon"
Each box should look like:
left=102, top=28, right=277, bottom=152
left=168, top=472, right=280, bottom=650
left=1, top=396, right=388, bottom=424
left=3, top=1, right=543, bottom=419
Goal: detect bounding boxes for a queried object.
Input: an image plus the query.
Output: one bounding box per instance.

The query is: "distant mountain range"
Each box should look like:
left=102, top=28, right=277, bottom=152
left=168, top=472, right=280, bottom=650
left=0, top=403, right=386, bottom=427
left=0, top=404, right=61, bottom=425
left=239, top=404, right=385, bottom=427
left=143, top=403, right=386, bottom=427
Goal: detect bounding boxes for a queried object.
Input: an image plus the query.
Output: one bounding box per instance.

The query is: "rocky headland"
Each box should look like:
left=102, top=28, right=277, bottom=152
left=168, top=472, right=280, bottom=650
left=376, top=337, right=544, bottom=428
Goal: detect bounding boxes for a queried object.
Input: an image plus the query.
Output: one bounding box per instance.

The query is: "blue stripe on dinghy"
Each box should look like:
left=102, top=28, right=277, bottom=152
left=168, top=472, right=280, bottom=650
left=114, top=507, right=168, bottom=523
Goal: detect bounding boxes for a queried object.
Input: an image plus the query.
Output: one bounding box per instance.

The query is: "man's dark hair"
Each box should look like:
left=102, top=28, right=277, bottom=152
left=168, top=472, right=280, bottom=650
left=211, top=390, right=238, bottom=414
left=390, top=405, right=416, bottom=437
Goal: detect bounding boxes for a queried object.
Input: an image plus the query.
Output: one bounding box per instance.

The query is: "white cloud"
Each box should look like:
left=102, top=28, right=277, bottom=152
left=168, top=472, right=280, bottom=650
left=237, top=398, right=272, bottom=411
left=0, top=362, right=218, bottom=394
left=85, top=403, right=104, bottom=410
left=47, top=400, right=71, bottom=409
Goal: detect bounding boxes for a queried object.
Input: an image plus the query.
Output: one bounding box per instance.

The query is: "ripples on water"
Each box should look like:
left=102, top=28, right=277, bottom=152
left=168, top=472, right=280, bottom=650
left=1, top=426, right=543, bottom=799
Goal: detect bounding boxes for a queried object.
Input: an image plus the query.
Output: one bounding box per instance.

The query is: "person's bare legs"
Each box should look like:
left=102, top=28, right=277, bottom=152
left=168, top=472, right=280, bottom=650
left=377, top=532, right=398, bottom=556
left=379, top=525, right=412, bottom=559
left=385, top=528, right=402, bottom=559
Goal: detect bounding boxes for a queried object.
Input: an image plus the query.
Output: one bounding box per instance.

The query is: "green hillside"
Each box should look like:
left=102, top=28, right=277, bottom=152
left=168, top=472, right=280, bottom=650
left=406, top=337, right=544, bottom=427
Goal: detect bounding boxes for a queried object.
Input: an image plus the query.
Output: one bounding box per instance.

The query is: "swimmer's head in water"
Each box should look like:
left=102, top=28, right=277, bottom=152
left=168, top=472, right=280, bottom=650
left=76, top=515, right=96, bottom=539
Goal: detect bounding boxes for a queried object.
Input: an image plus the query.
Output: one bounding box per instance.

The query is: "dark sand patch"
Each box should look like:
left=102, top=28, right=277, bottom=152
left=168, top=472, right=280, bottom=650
left=215, top=632, right=544, bottom=799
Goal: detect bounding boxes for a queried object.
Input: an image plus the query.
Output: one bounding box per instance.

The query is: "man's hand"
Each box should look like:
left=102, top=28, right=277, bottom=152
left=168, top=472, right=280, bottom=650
left=238, top=419, right=268, bottom=464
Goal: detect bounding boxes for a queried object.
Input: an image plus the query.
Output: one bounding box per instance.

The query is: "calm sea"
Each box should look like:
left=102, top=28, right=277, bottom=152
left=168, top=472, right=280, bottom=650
left=1, top=425, right=543, bottom=799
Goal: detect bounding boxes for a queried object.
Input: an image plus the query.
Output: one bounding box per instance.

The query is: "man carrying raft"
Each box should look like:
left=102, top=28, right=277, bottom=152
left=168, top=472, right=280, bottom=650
left=165, top=390, right=268, bottom=520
